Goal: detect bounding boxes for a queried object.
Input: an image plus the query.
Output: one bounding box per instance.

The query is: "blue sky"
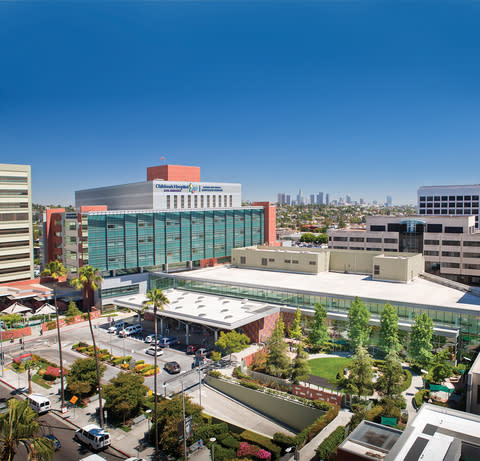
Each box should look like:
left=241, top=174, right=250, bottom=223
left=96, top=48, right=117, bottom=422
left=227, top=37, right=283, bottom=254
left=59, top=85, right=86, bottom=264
left=1, top=1, right=480, bottom=206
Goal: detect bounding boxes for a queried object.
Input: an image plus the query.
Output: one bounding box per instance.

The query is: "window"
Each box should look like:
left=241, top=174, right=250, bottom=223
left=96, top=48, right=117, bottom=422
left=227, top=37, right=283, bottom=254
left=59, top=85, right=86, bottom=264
left=349, top=237, right=364, bottom=242
left=442, top=240, right=461, bottom=246
left=292, top=260, right=299, bottom=264
left=240, top=256, right=246, bottom=264
left=0, top=213, right=28, bottom=221
left=218, top=195, right=222, bottom=207
left=374, top=265, right=380, bottom=275
left=387, top=223, right=400, bottom=232
left=370, top=225, right=386, bottom=231
left=224, top=195, right=228, bottom=207
left=441, top=196, right=448, bottom=201
left=477, top=385, right=480, bottom=405
left=166, top=196, right=171, bottom=209
left=212, top=196, right=216, bottom=207
left=457, top=196, right=463, bottom=200
left=0, top=176, right=27, bottom=183
left=384, top=238, right=398, bottom=244
left=0, top=202, right=28, bottom=208
left=419, top=203, right=426, bottom=208
left=367, top=237, right=382, bottom=243
left=465, top=196, right=471, bottom=201
left=201, top=196, right=204, bottom=208
left=0, top=228, right=28, bottom=235
left=449, top=196, right=456, bottom=201
left=309, top=261, right=316, bottom=265
left=181, top=196, right=185, bottom=208
left=424, top=250, right=439, bottom=256
left=207, top=196, right=210, bottom=207
left=284, top=259, right=291, bottom=263
left=434, top=196, right=440, bottom=201
left=333, top=237, right=348, bottom=242
left=464, top=263, right=480, bottom=270
left=188, top=196, right=191, bottom=208
left=441, top=262, right=460, bottom=268
left=367, top=248, right=381, bottom=251
left=230, top=195, right=233, bottom=207
left=473, top=196, right=479, bottom=201
left=464, top=241, right=480, bottom=247
left=261, top=258, right=267, bottom=266
left=419, top=196, right=426, bottom=201
left=463, top=252, right=480, bottom=258
left=427, top=196, right=433, bottom=201
left=194, top=196, right=198, bottom=208
left=426, top=224, right=443, bottom=233
left=268, top=258, right=275, bottom=262
left=174, top=196, right=178, bottom=209
left=0, top=253, right=29, bottom=262
left=442, top=251, right=460, bottom=257
left=445, top=226, right=463, bottom=233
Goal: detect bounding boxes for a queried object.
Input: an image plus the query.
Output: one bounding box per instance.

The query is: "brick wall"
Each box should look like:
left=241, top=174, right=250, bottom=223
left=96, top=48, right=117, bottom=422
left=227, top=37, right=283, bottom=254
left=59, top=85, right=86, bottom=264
left=0, top=326, right=32, bottom=341
left=41, top=309, right=101, bottom=332
left=292, top=383, right=343, bottom=407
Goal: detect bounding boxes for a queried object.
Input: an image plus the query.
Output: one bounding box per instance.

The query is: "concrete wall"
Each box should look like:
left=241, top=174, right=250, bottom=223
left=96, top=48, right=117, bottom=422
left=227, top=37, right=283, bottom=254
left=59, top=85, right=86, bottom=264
left=329, top=250, right=380, bottom=274
left=206, top=375, right=324, bottom=432
left=372, top=255, right=408, bottom=283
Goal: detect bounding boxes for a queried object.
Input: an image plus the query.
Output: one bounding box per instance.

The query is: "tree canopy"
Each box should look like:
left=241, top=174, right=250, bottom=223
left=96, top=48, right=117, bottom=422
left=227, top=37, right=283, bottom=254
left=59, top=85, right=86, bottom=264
left=379, top=303, right=401, bottom=354
left=308, top=303, right=329, bottom=348
left=344, top=345, right=374, bottom=397
left=408, top=313, right=434, bottom=368
left=375, top=352, right=405, bottom=396
left=265, top=317, right=291, bottom=378
left=291, top=344, right=311, bottom=384
left=348, top=297, right=371, bottom=351
left=66, top=358, right=106, bottom=395
left=289, top=307, right=303, bottom=340
left=215, top=331, right=250, bottom=361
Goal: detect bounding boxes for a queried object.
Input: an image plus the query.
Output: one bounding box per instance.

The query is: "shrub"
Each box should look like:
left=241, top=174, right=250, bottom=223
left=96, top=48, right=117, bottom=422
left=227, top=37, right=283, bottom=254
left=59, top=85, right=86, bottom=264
left=135, top=360, right=144, bottom=365
left=209, top=370, right=222, bottom=378
left=233, top=366, right=248, bottom=379
left=312, top=400, right=331, bottom=411
left=414, top=389, right=430, bottom=408
left=240, top=431, right=281, bottom=459
left=316, top=426, right=346, bottom=460
left=220, top=434, right=240, bottom=449
left=213, top=445, right=237, bottom=461
left=43, top=373, right=57, bottom=382
left=240, top=380, right=262, bottom=391
left=365, top=405, right=384, bottom=423
left=272, top=432, right=295, bottom=449
left=400, top=369, right=412, bottom=392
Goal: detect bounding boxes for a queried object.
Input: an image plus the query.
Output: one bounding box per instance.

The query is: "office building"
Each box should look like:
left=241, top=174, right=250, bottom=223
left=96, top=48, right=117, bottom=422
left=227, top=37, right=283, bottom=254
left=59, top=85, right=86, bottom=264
left=346, top=194, right=352, bottom=204
left=385, top=404, right=480, bottom=460
left=327, top=215, right=480, bottom=285
left=316, top=192, right=323, bottom=205
left=418, top=184, right=480, bottom=228
left=286, top=195, right=291, bottom=205
left=0, top=164, right=33, bottom=283
left=325, top=193, right=330, bottom=205
left=277, top=193, right=282, bottom=204
left=297, top=189, right=304, bottom=206
left=309, top=194, right=315, bottom=205
left=386, top=195, right=393, bottom=207
left=44, top=165, right=276, bottom=278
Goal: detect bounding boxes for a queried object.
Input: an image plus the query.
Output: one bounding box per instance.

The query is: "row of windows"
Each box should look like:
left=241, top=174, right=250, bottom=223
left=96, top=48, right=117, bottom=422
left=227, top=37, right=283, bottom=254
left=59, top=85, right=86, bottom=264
left=420, top=195, right=480, bottom=201
left=0, top=213, right=28, bottom=222
left=420, top=202, right=479, bottom=208
left=166, top=194, right=234, bottom=210
left=0, top=176, right=28, bottom=183
left=0, top=203, right=28, bottom=209
left=0, top=241, right=29, bottom=249
left=0, top=265, right=30, bottom=275
left=419, top=209, right=479, bottom=216
left=0, top=253, right=30, bottom=262
left=0, top=228, right=28, bottom=235
left=425, top=239, right=480, bottom=247
left=0, top=190, right=28, bottom=196
left=426, top=251, right=480, bottom=258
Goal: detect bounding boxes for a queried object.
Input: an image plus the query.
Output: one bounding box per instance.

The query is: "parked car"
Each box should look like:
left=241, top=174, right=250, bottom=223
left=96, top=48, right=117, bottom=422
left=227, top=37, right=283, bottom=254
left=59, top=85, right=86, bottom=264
left=74, top=424, right=111, bottom=451
left=186, top=344, right=201, bottom=354
left=164, top=361, right=181, bottom=374
left=195, top=348, right=210, bottom=358
left=145, top=347, right=164, bottom=357
left=119, top=324, right=142, bottom=337
left=158, top=337, right=179, bottom=348
left=45, top=434, right=61, bottom=451
left=108, top=321, right=127, bottom=334
left=144, top=334, right=161, bottom=344
left=27, top=394, right=51, bottom=414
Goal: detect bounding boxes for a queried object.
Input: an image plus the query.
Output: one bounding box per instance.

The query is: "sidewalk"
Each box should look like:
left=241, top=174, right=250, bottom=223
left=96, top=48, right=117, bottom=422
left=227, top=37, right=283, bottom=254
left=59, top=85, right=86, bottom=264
left=296, top=409, right=352, bottom=461
left=401, top=366, right=423, bottom=422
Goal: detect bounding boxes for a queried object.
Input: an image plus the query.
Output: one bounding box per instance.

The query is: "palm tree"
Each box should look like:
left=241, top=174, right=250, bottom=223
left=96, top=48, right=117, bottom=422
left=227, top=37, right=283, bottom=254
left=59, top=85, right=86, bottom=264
left=0, top=398, right=54, bottom=461
left=40, top=260, right=67, bottom=411
left=70, top=265, right=105, bottom=427
left=142, top=288, right=170, bottom=461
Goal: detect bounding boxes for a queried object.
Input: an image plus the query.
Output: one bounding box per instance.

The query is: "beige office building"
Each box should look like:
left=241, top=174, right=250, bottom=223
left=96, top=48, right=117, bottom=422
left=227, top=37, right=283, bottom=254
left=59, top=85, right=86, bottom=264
left=327, top=215, right=480, bottom=285
left=0, top=164, right=33, bottom=283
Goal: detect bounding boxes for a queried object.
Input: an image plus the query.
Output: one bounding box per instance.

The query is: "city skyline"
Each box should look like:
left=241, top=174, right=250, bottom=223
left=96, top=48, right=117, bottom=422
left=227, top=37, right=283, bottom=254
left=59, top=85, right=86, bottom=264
left=2, top=2, right=480, bottom=206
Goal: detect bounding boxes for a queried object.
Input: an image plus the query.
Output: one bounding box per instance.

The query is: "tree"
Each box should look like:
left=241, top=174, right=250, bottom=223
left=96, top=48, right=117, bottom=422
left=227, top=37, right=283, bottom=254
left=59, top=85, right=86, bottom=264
left=308, top=303, right=329, bottom=348
left=348, top=297, right=371, bottom=351
left=67, top=381, right=91, bottom=403
left=265, top=318, right=291, bottom=378
left=65, top=299, right=82, bottom=317
left=70, top=265, right=105, bottom=426
left=289, top=307, right=303, bottom=340
left=24, top=360, right=41, bottom=395
left=155, top=395, right=202, bottom=458
left=291, top=344, right=311, bottom=384
left=66, top=358, right=106, bottom=396
left=104, top=372, right=148, bottom=425
left=379, top=303, right=401, bottom=354
left=142, top=288, right=170, bottom=461
left=0, top=399, right=55, bottom=461
left=215, top=331, right=250, bottom=362
left=408, top=313, right=433, bottom=368
left=344, top=346, right=374, bottom=397
left=40, top=260, right=67, bottom=411
left=375, top=352, right=404, bottom=396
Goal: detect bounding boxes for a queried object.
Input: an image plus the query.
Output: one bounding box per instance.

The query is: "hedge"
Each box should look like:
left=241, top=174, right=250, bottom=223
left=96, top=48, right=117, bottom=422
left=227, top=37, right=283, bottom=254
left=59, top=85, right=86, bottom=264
left=316, top=426, right=346, bottom=460
left=293, top=405, right=339, bottom=446
left=414, top=389, right=429, bottom=408
left=240, top=430, right=281, bottom=460
left=272, top=432, right=295, bottom=449
left=400, top=369, right=412, bottom=392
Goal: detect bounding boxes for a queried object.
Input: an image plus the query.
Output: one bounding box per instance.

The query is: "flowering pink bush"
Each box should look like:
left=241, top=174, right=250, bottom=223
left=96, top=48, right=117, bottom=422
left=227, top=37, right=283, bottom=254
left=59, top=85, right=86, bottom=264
left=237, top=442, right=271, bottom=460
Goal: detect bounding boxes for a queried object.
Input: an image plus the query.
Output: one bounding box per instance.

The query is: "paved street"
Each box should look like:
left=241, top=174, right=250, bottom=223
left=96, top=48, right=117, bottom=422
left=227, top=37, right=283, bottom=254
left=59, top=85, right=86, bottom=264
left=0, top=382, right=128, bottom=461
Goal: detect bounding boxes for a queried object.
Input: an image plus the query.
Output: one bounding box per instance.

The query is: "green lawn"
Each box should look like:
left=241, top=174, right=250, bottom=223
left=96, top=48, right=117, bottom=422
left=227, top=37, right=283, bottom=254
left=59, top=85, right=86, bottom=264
left=308, top=357, right=352, bottom=385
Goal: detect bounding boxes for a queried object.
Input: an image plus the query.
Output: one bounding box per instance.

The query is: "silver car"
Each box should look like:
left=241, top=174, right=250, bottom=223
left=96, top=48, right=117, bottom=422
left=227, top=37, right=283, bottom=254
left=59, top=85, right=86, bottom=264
left=145, top=347, right=164, bottom=357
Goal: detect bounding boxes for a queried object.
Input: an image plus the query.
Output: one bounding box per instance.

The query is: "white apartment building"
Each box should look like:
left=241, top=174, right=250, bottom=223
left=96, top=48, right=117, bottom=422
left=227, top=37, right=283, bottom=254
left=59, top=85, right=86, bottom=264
left=0, top=164, right=33, bottom=283
left=327, top=215, right=480, bottom=285
left=418, top=184, right=480, bottom=228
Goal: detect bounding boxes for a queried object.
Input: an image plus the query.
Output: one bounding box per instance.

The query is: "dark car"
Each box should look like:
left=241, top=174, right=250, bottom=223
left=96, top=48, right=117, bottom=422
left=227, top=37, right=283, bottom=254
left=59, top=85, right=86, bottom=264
left=45, top=434, right=61, bottom=451
left=186, top=344, right=201, bottom=354
left=164, top=361, right=181, bottom=374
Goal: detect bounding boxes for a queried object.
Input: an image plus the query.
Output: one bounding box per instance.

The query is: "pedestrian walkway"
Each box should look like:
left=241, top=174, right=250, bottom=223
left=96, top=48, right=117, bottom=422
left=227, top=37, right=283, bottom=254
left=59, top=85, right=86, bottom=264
left=296, top=409, right=352, bottom=461
left=401, top=366, right=424, bottom=422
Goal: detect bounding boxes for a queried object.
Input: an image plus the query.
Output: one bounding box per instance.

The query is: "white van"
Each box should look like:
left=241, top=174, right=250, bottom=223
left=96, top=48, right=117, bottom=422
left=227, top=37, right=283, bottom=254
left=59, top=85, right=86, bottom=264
left=27, top=394, right=51, bottom=414
left=74, top=424, right=111, bottom=450
left=79, top=455, right=108, bottom=461
left=119, top=323, right=142, bottom=337
left=108, top=321, right=127, bottom=334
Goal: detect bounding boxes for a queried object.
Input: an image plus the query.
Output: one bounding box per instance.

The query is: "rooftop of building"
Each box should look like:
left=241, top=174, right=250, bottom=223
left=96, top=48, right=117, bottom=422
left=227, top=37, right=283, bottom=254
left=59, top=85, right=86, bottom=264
left=418, top=184, right=480, bottom=189
left=110, top=289, right=279, bottom=330
left=338, top=420, right=402, bottom=459
left=166, top=265, right=480, bottom=313
left=385, top=404, right=480, bottom=460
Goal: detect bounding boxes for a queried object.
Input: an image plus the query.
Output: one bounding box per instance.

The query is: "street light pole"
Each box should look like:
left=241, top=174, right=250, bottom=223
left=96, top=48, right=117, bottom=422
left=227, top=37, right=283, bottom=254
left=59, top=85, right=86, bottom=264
left=210, top=437, right=216, bottom=461
left=197, top=367, right=202, bottom=407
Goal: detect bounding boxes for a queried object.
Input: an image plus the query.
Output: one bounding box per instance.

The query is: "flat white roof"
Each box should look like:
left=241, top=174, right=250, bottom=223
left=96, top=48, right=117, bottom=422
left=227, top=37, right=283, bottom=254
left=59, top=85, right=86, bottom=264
left=175, top=266, right=480, bottom=313
left=111, top=289, right=279, bottom=330
left=387, top=404, right=480, bottom=460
